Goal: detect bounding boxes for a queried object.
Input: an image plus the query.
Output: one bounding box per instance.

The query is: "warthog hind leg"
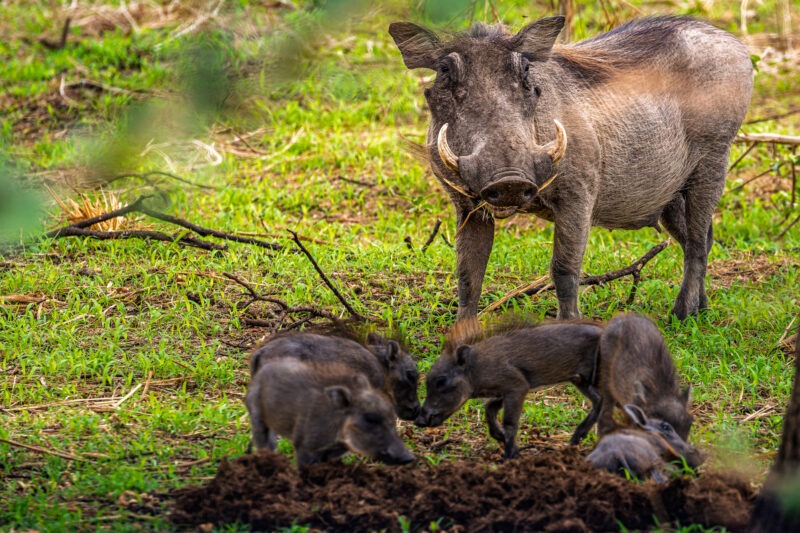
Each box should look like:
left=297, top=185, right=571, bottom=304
left=671, top=153, right=727, bottom=320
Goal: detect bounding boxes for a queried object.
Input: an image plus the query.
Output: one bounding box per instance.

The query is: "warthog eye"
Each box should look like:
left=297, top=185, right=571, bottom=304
left=364, top=413, right=382, bottom=425
left=432, top=375, right=447, bottom=390
left=659, top=422, right=674, bottom=433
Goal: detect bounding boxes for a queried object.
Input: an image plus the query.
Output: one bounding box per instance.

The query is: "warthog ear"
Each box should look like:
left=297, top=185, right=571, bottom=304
left=508, top=16, right=565, bottom=61
left=622, top=404, right=648, bottom=429
left=455, top=345, right=471, bottom=367
left=386, top=340, right=400, bottom=364
left=681, top=385, right=692, bottom=406
left=325, top=385, right=352, bottom=409
left=367, top=332, right=383, bottom=345
left=352, top=373, right=371, bottom=390
left=389, top=22, right=440, bottom=70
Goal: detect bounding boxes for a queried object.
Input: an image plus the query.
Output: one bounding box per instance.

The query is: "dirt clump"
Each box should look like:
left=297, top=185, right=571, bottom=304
left=171, top=447, right=756, bottom=532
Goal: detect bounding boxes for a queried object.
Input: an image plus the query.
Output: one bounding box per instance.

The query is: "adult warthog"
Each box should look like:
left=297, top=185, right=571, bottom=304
left=389, top=15, right=752, bottom=319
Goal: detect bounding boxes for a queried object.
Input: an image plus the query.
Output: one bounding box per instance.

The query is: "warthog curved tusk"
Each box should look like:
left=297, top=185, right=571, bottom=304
left=548, top=119, right=567, bottom=165
left=437, top=123, right=460, bottom=173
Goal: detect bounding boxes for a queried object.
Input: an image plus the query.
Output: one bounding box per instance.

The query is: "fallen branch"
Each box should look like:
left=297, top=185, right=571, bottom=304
left=776, top=212, right=800, bottom=240
left=46, top=226, right=226, bottom=251
left=48, top=195, right=151, bottom=232
left=139, top=207, right=282, bottom=251
left=107, top=171, right=220, bottom=191
left=727, top=165, right=787, bottom=195
left=223, top=272, right=289, bottom=310
left=482, top=275, right=549, bottom=315
left=735, top=132, right=800, bottom=146
left=573, top=240, right=670, bottom=290
left=746, top=108, right=800, bottom=125
left=46, top=195, right=282, bottom=251
left=225, top=273, right=345, bottom=332
left=729, top=141, right=757, bottom=172
left=288, top=230, right=366, bottom=321
left=337, top=176, right=375, bottom=188
left=484, top=241, right=670, bottom=313
left=243, top=307, right=341, bottom=331
left=0, top=437, right=92, bottom=462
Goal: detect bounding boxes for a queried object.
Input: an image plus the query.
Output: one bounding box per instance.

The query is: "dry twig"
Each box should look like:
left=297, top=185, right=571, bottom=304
left=224, top=272, right=344, bottom=332
left=288, top=230, right=366, bottom=321
left=745, top=108, right=800, bottom=125
left=735, top=132, right=800, bottom=146
left=421, top=219, right=442, bottom=253
left=0, top=437, right=93, bottom=462
left=39, top=17, right=71, bottom=50
left=483, top=241, right=670, bottom=313
left=107, top=171, right=220, bottom=191
left=482, top=275, right=549, bottom=315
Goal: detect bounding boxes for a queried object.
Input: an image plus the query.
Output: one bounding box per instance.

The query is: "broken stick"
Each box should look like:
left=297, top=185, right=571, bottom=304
left=735, top=132, right=800, bottom=146
left=46, top=195, right=282, bottom=251
left=483, top=241, right=670, bottom=313
left=288, top=229, right=366, bottom=321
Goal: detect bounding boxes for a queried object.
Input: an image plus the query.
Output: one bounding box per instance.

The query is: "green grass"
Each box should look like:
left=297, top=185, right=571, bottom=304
left=2, top=0, right=800, bottom=530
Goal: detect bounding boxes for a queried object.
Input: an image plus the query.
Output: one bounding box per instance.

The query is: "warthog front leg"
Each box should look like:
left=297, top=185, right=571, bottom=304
left=551, top=206, right=591, bottom=320
left=484, top=398, right=505, bottom=443
left=455, top=204, right=495, bottom=319
left=501, top=391, right=526, bottom=459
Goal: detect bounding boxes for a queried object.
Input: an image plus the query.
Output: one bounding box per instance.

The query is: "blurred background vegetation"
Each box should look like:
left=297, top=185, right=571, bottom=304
left=1, top=0, right=798, bottom=242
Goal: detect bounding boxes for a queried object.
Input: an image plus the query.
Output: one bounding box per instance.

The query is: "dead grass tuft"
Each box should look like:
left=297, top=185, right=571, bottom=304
left=48, top=188, right=140, bottom=231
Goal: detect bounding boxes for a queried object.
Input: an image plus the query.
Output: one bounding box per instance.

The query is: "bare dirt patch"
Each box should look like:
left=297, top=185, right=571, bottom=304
left=708, top=252, right=795, bottom=289
left=171, top=448, right=756, bottom=532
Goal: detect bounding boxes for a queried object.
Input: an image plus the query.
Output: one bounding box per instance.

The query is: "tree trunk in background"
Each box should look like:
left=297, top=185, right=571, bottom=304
left=776, top=0, right=792, bottom=52
left=559, top=0, right=573, bottom=43
left=750, top=324, right=800, bottom=532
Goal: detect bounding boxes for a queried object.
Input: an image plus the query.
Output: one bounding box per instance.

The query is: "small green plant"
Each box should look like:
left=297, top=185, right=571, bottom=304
left=397, top=514, right=413, bottom=533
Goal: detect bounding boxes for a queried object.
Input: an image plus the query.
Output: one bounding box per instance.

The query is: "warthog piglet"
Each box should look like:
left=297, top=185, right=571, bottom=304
left=416, top=318, right=604, bottom=458
left=246, top=358, right=415, bottom=467
left=596, top=313, right=693, bottom=440
left=250, top=329, right=420, bottom=421
left=588, top=404, right=702, bottom=482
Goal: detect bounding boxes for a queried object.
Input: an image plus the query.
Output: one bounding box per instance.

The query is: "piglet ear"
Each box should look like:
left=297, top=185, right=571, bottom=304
left=352, top=373, right=371, bottom=390
left=681, top=385, right=692, bottom=406
left=455, top=345, right=471, bottom=367
left=622, top=404, right=648, bottom=429
left=386, top=341, right=400, bottom=364
left=508, top=16, right=565, bottom=61
left=325, top=386, right=352, bottom=409
left=389, top=22, right=441, bottom=70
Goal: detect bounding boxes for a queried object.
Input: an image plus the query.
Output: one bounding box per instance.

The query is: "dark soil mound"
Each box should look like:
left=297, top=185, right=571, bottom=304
left=171, top=448, right=756, bottom=532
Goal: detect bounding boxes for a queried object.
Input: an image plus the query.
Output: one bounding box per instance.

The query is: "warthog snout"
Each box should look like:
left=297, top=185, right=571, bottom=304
left=414, top=406, right=444, bottom=427
left=480, top=175, right=537, bottom=207
left=378, top=446, right=417, bottom=465
left=397, top=404, right=421, bottom=421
